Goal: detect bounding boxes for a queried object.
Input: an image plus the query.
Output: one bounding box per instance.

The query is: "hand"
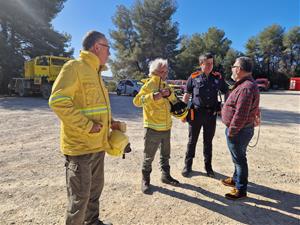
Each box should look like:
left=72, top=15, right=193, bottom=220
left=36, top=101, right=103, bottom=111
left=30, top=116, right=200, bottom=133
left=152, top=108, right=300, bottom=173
left=160, top=88, right=171, bottom=98
left=111, top=121, right=127, bottom=132
left=254, top=114, right=261, bottom=127
left=153, top=92, right=162, bottom=101
left=111, top=120, right=121, bottom=130
left=89, top=123, right=102, bottom=133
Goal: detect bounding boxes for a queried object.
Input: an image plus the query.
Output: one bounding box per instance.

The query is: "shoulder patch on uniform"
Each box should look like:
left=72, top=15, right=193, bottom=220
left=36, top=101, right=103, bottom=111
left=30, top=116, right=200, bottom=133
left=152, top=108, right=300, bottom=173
left=191, top=71, right=201, bottom=79
left=212, top=71, right=222, bottom=79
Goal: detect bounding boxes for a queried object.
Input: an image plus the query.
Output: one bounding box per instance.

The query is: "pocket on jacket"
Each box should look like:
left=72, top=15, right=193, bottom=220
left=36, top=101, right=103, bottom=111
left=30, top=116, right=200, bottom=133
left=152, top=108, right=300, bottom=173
left=83, top=83, right=99, bottom=105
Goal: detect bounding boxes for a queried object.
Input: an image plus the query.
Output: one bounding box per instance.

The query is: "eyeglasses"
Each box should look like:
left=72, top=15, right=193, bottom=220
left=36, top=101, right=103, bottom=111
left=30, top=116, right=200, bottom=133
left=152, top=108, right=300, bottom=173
left=231, top=65, right=240, bottom=69
left=97, top=42, right=110, bottom=49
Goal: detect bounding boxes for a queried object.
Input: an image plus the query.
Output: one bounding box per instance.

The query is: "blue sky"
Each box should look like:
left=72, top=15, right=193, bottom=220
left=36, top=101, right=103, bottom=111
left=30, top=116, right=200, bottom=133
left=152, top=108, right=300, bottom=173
left=53, top=0, right=300, bottom=76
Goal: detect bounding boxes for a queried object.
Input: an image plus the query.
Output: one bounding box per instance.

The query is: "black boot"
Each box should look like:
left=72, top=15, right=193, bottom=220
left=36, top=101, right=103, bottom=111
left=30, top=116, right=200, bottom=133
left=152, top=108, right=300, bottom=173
left=161, top=173, right=180, bottom=186
left=205, top=163, right=215, bottom=178
left=182, top=158, right=193, bottom=177
left=141, top=171, right=151, bottom=194
left=161, top=165, right=180, bottom=186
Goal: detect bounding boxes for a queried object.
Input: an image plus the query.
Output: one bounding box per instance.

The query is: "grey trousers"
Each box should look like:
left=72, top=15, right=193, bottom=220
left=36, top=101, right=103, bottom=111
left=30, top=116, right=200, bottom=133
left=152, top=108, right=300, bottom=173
left=142, top=128, right=171, bottom=174
left=65, top=151, right=105, bottom=225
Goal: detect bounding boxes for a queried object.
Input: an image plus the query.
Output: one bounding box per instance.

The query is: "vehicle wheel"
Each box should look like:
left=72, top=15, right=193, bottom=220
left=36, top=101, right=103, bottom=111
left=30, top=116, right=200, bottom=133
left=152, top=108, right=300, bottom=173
left=7, top=83, right=13, bottom=96
left=41, top=83, right=52, bottom=99
left=18, top=81, right=28, bottom=97
left=132, top=91, right=138, bottom=97
left=116, top=90, right=121, bottom=96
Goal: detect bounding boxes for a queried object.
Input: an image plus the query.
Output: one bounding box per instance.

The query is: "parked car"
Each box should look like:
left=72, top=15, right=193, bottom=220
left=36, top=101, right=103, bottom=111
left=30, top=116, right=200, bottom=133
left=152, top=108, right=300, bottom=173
left=116, top=79, right=143, bottom=96
left=174, top=80, right=187, bottom=94
left=255, top=78, right=270, bottom=91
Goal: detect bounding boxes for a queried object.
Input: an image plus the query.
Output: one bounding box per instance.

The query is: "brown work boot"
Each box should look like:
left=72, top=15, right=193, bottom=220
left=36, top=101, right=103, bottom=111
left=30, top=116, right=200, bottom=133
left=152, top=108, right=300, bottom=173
left=225, top=188, right=247, bottom=200
left=221, top=177, right=235, bottom=187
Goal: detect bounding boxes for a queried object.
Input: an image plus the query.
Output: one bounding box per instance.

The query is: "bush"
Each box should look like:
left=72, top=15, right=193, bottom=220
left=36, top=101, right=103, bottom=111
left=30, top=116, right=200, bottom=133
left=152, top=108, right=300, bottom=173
left=106, top=81, right=117, bottom=92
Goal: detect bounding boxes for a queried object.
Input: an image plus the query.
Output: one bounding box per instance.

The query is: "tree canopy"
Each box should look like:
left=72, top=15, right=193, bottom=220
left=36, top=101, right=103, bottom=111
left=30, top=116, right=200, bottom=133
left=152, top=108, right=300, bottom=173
left=245, top=25, right=300, bottom=88
left=109, top=0, right=179, bottom=80
left=1, top=0, right=299, bottom=93
left=0, top=0, right=73, bottom=93
left=110, top=0, right=299, bottom=89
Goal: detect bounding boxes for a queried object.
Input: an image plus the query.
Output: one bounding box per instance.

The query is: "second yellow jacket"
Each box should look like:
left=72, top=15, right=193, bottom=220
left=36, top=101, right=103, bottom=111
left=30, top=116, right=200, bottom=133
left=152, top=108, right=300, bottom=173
left=133, top=75, right=177, bottom=131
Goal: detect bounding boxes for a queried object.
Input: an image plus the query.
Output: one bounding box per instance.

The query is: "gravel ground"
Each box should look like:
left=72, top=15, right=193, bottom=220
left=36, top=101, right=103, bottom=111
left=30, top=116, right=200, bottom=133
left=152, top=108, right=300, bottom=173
left=0, top=90, right=299, bottom=225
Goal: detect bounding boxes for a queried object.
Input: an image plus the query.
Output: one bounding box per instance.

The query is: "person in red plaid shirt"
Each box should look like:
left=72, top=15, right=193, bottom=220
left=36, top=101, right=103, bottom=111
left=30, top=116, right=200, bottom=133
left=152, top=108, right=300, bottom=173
left=221, top=57, right=260, bottom=200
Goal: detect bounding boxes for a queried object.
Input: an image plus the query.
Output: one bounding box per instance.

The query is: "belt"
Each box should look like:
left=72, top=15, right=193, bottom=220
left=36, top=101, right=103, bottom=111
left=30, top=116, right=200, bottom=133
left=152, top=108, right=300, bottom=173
left=194, top=106, right=214, bottom=112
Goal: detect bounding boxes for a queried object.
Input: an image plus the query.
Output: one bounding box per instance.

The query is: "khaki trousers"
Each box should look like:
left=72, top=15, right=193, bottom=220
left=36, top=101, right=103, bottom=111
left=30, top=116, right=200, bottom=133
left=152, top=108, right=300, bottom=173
left=142, top=128, right=171, bottom=174
left=65, top=151, right=105, bottom=225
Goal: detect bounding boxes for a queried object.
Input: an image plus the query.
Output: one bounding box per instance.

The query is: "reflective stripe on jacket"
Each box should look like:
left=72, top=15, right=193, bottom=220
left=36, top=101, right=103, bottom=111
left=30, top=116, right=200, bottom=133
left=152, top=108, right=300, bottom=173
left=49, top=51, right=111, bottom=156
left=133, top=75, right=177, bottom=131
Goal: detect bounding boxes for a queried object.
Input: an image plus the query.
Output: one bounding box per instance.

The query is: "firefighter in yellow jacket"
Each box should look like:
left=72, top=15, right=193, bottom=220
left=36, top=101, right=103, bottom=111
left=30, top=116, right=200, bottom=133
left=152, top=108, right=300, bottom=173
left=133, top=58, right=180, bottom=194
left=49, top=31, right=113, bottom=225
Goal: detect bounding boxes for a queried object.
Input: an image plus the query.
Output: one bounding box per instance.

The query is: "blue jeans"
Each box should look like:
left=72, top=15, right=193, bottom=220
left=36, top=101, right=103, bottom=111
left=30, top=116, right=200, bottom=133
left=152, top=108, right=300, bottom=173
left=225, top=126, right=254, bottom=193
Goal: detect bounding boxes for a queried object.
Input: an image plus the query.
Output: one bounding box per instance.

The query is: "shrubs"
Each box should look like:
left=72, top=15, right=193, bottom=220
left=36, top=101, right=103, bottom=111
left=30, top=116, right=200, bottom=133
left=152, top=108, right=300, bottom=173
left=106, top=81, right=117, bottom=92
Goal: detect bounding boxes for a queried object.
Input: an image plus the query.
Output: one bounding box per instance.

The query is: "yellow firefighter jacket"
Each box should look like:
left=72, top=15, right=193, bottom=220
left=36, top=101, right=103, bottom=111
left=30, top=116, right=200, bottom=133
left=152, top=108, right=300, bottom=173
left=49, top=51, right=111, bottom=156
left=133, top=75, right=177, bottom=131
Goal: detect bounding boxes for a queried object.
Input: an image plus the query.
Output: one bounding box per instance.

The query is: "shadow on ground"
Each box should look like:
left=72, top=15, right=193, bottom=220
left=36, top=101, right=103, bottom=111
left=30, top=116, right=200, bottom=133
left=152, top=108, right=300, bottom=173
left=260, top=108, right=300, bottom=126
left=151, top=172, right=300, bottom=225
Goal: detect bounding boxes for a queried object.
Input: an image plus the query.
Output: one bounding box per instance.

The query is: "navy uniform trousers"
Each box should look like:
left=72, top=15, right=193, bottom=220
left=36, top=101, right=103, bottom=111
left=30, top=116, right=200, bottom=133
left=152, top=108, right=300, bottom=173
left=185, top=107, right=217, bottom=170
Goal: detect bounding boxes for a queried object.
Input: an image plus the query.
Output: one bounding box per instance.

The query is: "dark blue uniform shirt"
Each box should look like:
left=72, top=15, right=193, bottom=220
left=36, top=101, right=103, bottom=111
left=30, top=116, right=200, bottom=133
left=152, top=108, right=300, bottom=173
left=186, top=72, right=228, bottom=109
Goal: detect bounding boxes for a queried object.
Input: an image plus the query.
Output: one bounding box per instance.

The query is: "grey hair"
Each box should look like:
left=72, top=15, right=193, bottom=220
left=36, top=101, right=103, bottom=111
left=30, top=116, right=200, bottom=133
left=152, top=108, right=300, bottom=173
left=82, top=30, right=106, bottom=50
left=148, top=58, right=168, bottom=76
left=236, top=57, right=253, bottom=73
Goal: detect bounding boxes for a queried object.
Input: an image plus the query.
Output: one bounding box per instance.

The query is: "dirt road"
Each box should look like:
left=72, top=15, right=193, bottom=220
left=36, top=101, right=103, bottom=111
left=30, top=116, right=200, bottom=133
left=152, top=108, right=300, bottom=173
left=0, top=91, right=299, bottom=225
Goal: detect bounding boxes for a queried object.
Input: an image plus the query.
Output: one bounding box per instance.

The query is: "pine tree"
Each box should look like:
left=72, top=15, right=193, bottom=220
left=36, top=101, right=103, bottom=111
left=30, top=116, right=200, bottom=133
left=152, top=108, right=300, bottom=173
left=0, top=0, right=73, bottom=93
left=110, top=0, right=179, bottom=80
left=283, top=26, right=300, bottom=76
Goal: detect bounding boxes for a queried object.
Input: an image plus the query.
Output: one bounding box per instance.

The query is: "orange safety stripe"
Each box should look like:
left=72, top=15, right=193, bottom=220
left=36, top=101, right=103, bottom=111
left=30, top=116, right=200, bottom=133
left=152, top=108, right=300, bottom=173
left=191, top=71, right=201, bottom=79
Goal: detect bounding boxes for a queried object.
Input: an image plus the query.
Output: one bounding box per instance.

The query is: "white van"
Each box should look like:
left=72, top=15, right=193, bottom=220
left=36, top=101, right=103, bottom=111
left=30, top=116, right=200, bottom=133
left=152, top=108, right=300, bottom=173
left=116, top=79, right=142, bottom=96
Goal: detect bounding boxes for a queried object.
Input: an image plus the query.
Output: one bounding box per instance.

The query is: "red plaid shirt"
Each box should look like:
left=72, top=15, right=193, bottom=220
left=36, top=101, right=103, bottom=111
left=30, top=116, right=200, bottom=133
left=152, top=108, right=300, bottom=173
left=221, top=76, right=260, bottom=136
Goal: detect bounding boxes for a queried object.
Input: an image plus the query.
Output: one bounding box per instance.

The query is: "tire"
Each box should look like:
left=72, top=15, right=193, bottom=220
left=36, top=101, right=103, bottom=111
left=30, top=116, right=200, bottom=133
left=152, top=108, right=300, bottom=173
left=18, top=81, right=28, bottom=97
left=41, top=83, right=52, bottom=99
left=7, top=82, right=13, bottom=96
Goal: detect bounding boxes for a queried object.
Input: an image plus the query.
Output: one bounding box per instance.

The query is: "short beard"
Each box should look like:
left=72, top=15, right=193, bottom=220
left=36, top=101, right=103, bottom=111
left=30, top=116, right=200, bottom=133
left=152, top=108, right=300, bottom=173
left=231, top=73, right=237, bottom=81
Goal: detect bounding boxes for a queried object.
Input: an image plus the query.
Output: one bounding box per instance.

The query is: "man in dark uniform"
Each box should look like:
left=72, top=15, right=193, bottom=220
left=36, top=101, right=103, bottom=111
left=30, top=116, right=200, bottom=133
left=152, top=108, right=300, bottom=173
left=182, top=53, right=228, bottom=178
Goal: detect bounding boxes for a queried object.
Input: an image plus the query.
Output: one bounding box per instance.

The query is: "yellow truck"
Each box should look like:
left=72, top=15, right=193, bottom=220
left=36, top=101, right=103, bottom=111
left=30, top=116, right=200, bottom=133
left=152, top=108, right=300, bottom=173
left=8, top=55, right=71, bottom=99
